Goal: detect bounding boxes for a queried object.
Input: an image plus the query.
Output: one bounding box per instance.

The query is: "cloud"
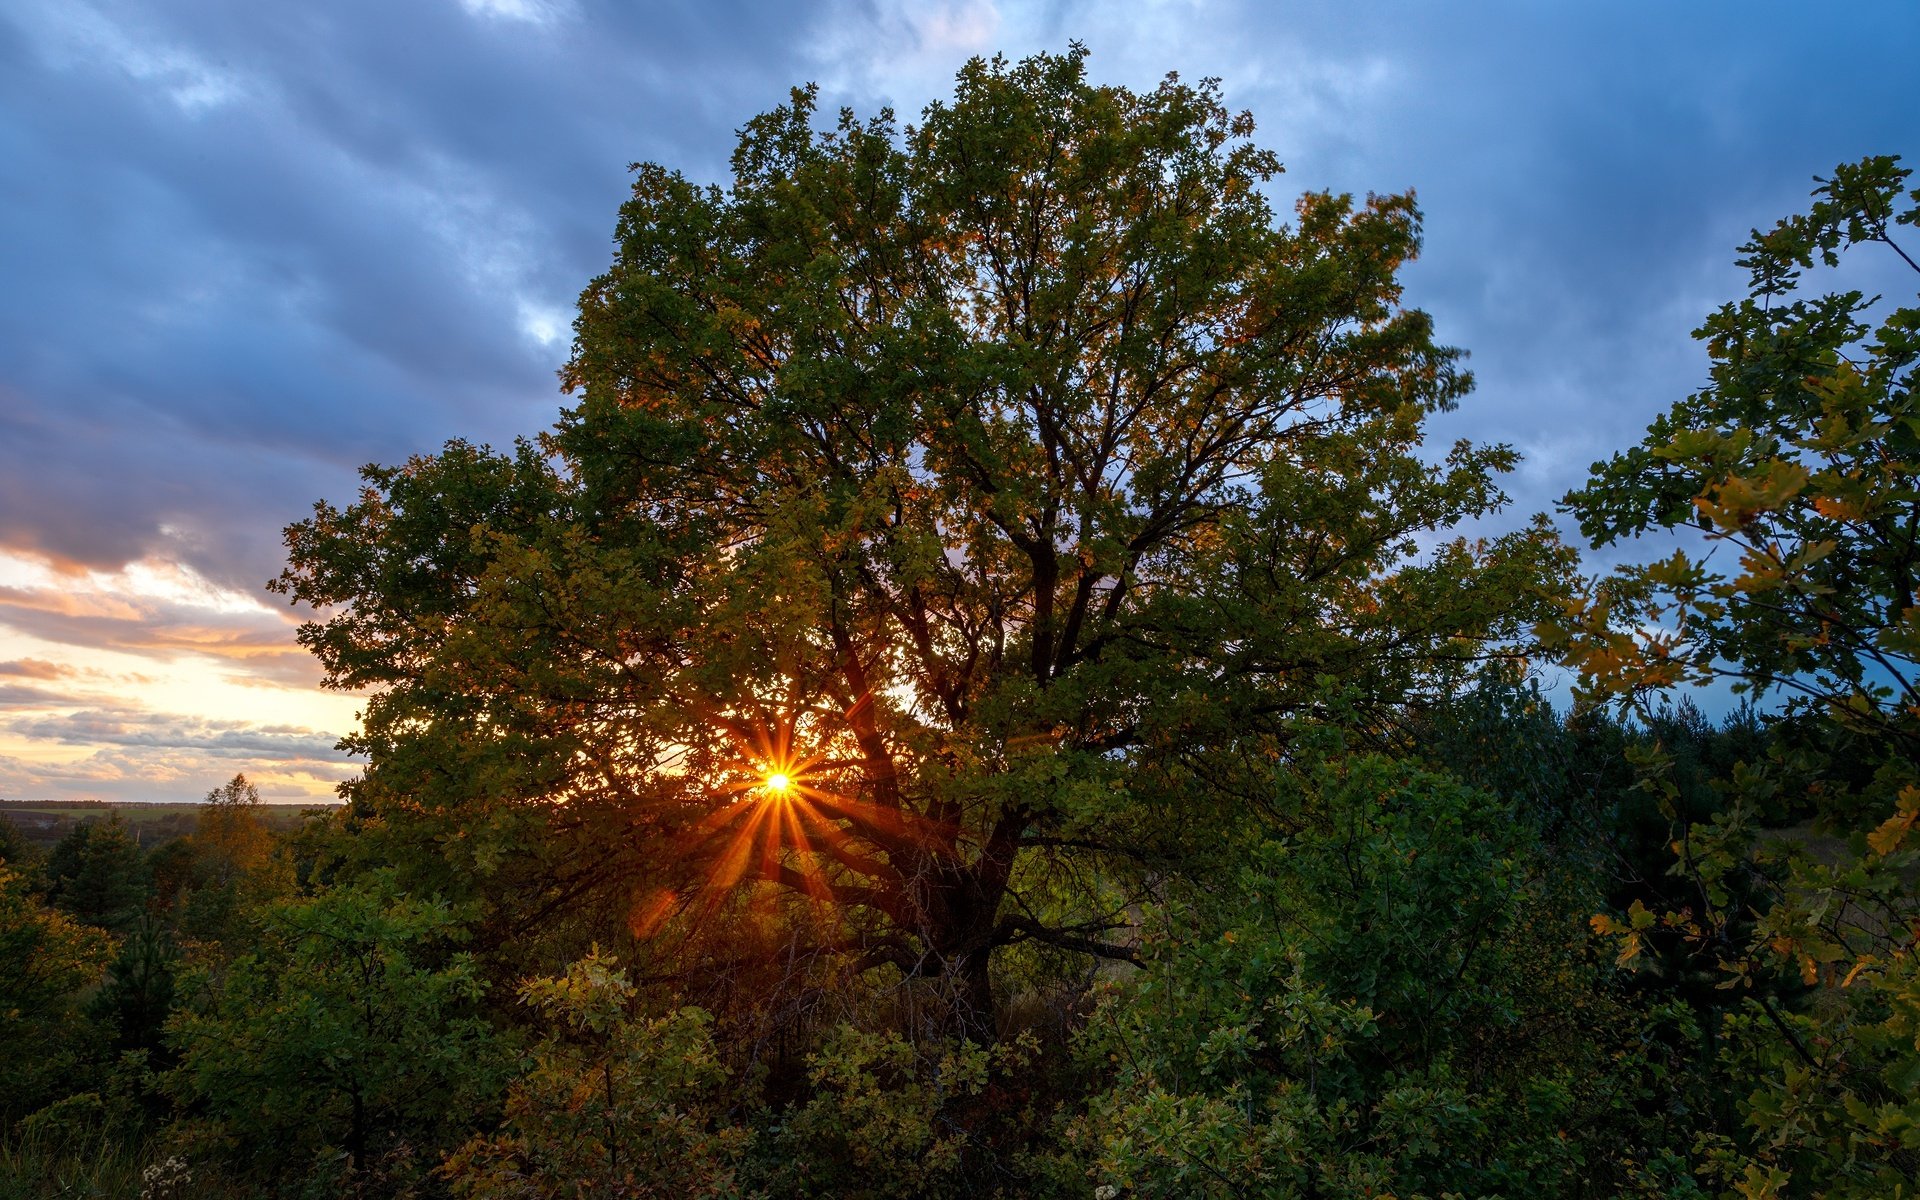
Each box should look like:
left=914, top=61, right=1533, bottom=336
left=0, top=0, right=830, bottom=594
left=0, top=746, right=353, bottom=804
left=459, top=0, right=573, bottom=26
left=0, top=682, right=71, bottom=707
left=0, top=546, right=358, bottom=798
left=12, top=708, right=345, bottom=759
left=805, top=0, right=1002, bottom=96
left=0, top=655, right=158, bottom=709
left=0, top=0, right=1915, bottom=758
left=0, top=654, right=160, bottom=709
left=11, top=0, right=251, bottom=116
left=0, top=701, right=356, bottom=803
left=0, top=658, right=72, bottom=679
left=0, top=589, right=303, bottom=662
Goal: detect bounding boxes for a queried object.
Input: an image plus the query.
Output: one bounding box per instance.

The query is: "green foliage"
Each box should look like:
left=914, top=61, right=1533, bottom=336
left=443, top=950, right=751, bottom=1200
left=86, top=914, right=179, bottom=1060
left=12, top=1050, right=155, bottom=1150
left=194, top=776, right=272, bottom=879
left=176, top=774, right=289, bottom=943
left=41, top=815, right=149, bottom=933
left=145, top=835, right=196, bottom=915
left=1075, top=756, right=1709, bottom=1198
left=19, top=50, right=1908, bottom=1200
left=1692, top=959, right=1920, bottom=1199
left=1557, top=157, right=1920, bottom=1196
left=757, top=1025, right=1048, bottom=1199
left=444, top=950, right=1058, bottom=1200
left=166, top=871, right=509, bottom=1186
left=1553, top=155, right=1920, bottom=729
left=0, top=817, right=32, bottom=869
left=0, top=864, right=113, bottom=1125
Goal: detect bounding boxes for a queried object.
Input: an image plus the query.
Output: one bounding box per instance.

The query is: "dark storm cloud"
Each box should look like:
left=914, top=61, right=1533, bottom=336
left=0, top=0, right=817, bottom=591
left=0, top=0, right=1915, bottom=589
left=1296, top=3, right=1919, bottom=489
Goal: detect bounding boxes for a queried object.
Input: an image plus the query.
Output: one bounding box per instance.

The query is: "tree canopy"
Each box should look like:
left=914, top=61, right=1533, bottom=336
left=276, top=47, right=1564, bottom=1033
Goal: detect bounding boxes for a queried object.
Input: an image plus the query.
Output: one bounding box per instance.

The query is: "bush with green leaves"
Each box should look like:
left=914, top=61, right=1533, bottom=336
left=1074, top=755, right=1710, bottom=1198
left=0, top=864, right=113, bottom=1126
left=754, top=1024, right=1053, bottom=1199
left=85, top=914, right=179, bottom=1062
left=0, top=816, right=33, bottom=870
left=443, top=949, right=751, bottom=1200
left=1552, top=156, right=1920, bottom=1197
left=166, top=870, right=509, bottom=1188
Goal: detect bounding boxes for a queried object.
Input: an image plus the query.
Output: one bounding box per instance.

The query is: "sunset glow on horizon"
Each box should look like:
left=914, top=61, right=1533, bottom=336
left=0, top=547, right=359, bottom=804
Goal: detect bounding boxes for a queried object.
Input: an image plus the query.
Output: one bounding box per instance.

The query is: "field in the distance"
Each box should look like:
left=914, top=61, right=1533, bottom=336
left=0, top=800, right=323, bottom=852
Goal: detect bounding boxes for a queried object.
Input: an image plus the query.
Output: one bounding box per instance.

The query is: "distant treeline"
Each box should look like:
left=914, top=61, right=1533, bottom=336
left=0, top=802, right=315, bottom=852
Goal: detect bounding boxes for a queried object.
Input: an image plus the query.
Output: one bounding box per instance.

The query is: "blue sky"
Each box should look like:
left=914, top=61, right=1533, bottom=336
left=1, top=0, right=1915, bottom=801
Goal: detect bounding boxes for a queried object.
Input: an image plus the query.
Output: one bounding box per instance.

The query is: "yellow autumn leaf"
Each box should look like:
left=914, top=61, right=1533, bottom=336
left=1811, top=495, right=1862, bottom=520
left=1865, top=785, right=1920, bottom=856
left=1627, top=899, right=1656, bottom=930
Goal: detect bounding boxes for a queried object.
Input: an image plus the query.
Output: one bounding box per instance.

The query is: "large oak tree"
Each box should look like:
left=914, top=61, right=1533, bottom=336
left=278, top=48, right=1565, bottom=1034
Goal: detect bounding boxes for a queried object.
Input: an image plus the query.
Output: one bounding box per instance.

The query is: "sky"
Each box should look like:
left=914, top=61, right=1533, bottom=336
left=0, top=0, right=1915, bottom=804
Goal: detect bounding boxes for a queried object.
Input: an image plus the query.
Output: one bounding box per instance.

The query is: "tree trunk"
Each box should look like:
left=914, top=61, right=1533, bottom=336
left=347, top=1082, right=366, bottom=1175
left=953, top=946, right=997, bottom=1042
left=909, top=849, right=1011, bottom=1042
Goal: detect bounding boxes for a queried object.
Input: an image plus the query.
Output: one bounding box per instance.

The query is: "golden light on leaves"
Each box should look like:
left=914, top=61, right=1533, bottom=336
left=624, top=703, right=952, bottom=945
left=630, top=717, right=848, bottom=936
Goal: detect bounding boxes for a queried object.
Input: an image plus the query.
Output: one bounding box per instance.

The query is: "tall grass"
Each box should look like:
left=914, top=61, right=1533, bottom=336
left=0, top=1127, right=245, bottom=1200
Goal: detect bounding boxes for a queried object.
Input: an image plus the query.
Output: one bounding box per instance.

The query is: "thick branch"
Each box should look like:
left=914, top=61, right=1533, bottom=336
left=996, top=914, right=1141, bottom=964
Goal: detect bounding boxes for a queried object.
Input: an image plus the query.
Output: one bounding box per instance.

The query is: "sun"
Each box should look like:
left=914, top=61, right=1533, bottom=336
left=764, top=771, right=791, bottom=794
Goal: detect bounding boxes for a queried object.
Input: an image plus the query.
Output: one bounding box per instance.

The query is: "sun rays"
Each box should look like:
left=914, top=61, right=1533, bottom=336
left=629, top=715, right=847, bottom=936
left=708, top=722, right=837, bottom=897
left=624, top=703, right=960, bottom=942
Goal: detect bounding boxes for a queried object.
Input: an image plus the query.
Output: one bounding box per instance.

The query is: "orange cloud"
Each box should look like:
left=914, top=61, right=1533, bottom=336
left=0, top=658, right=73, bottom=680
left=0, top=589, right=308, bottom=667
